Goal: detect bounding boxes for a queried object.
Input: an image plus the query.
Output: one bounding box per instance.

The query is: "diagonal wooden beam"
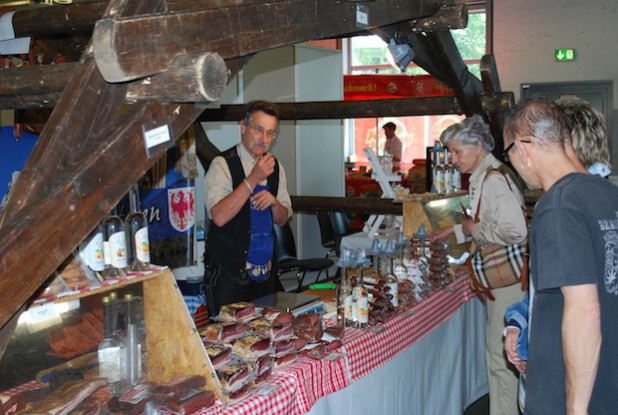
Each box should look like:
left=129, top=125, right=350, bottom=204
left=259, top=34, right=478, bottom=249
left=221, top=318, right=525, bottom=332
left=0, top=56, right=249, bottom=331
left=92, top=0, right=443, bottom=82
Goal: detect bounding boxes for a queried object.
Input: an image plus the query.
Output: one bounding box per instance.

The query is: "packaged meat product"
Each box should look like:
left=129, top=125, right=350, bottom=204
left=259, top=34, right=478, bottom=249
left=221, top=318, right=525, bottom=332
left=252, top=367, right=272, bottom=387
left=247, top=354, right=273, bottom=376
left=16, top=378, right=107, bottom=415
left=273, top=352, right=297, bottom=368
left=299, top=343, right=327, bottom=360
left=273, top=338, right=307, bottom=357
left=108, top=383, right=153, bottom=415
left=293, top=313, right=323, bottom=343
left=217, top=362, right=250, bottom=392
left=151, top=375, right=206, bottom=399
left=271, top=324, right=294, bottom=341
left=272, top=311, right=294, bottom=325
left=155, top=389, right=215, bottom=414
left=223, top=383, right=252, bottom=406
left=232, top=334, right=272, bottom=360
left=219, top=302, right=256, bottom=322
left=261, top=307, right=280, bottom=320
left=201, top=321, right=246, bottom=343
left=205, top=344, right=232, bottom=370
left=246, top=318, right=272, bottom=336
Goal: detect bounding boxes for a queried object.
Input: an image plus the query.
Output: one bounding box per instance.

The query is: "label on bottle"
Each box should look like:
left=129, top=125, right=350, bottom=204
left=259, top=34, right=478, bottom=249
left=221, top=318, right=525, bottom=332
left=109, top=231, right=128, bottom=269
left=86, top=233, right=105, bottom=272
left=103, top=241, right=111, bottom=266
left=433, top=167, right=444, bottom=193
left=444, top=167, right=453, bottom=193
left=345, top=294, right=353, bottom=321
left=388, top=281, right=399, bottom=307
left=98, top=345, right=121, bottom=382
left=453, top=168, right=462, bottom=190
left=357, top=288, right=369, bottom=324
left=134, top=227, right=150, bottom=263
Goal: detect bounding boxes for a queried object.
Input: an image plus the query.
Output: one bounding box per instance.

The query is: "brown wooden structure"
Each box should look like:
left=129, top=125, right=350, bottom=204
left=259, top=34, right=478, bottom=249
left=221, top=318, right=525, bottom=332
left=0, top=0, right=512, bottom=337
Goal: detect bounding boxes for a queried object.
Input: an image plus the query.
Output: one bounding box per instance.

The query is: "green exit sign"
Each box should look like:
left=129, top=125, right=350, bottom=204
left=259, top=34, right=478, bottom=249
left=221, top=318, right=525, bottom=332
left=555, top=49, right=576, bottom=61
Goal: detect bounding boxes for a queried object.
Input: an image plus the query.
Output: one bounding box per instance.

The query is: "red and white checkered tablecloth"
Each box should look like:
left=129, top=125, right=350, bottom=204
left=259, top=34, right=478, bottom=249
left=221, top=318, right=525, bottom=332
left=3, top=274, right=473, bottom=415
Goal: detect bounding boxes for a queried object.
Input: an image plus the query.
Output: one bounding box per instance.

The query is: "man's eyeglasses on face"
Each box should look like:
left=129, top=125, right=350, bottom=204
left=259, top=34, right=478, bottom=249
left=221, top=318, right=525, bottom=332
left=247, top=123, right=277, bottom=139
left=503, top=139, right=531, bottom=161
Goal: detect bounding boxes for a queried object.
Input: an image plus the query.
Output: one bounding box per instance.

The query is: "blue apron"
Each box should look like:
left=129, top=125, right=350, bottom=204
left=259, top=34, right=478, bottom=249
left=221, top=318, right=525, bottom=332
left=245, top=183, right=274, bottom=282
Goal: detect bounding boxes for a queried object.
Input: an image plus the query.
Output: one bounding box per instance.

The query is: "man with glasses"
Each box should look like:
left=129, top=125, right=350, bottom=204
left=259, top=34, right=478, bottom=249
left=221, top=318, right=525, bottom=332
left=503, top=98, right=618, bottom=415
left=204, top=100, right=292, bottom=315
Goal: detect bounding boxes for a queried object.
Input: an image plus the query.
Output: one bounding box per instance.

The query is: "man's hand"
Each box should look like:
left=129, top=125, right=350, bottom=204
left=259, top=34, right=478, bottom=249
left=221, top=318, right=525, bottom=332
left=504, top=327, right=527, bottom=374
left=430, top=226, right=453, bottom=242
left=247, top=153, right=275, bottom=186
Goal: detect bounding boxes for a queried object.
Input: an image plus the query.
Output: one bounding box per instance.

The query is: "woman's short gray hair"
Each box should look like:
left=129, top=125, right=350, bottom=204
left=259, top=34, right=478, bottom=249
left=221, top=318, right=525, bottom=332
left=440, top=115, right=495, bottom=152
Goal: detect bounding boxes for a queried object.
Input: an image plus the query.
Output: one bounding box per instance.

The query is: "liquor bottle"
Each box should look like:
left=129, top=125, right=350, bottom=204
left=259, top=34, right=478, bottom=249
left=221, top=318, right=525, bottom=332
left=103, top=207, right=127, bottom=278
left=444, top=151, right=454, bottom=193
left=393, top=232, right=409, bottom=282
left=453, top=166, right=462, bottom=191
left=123, top=293, right=142, bottom=386
left=81, top=224, right=105, bottom=279
left=431, top=142, right=445, bottom=194
left=337, top=248, right=354, bottom=327
left=383, top=240, right=399, bottom=308
left=125, top=185, right=150, bottom=272
left=354, top=253, right=370, bottom=328
left=98, top=296, right=122, bottom=395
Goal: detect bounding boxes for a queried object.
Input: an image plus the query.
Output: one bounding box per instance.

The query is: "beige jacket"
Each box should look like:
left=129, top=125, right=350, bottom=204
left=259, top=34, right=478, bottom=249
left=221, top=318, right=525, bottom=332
left=454, top=153, right=527, bottom=246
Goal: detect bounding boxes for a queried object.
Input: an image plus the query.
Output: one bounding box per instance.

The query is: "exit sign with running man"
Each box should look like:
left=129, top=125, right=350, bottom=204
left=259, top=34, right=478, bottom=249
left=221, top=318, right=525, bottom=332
left=555, top=49, right=576, bottom=61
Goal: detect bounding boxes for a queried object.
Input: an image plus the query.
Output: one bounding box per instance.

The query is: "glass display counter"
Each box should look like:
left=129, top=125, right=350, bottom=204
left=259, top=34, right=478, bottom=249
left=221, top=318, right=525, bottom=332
left=399, top=191, right=471, bottom=258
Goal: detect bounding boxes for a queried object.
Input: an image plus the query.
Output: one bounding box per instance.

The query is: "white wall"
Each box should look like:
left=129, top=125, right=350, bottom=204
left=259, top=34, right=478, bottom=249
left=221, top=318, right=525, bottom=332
left=494, top=0, right=618, bottom=101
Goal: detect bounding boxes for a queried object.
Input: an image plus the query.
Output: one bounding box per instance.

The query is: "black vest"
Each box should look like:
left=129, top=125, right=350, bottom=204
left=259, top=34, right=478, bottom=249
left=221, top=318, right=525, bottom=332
left=206, top=146, right=280, bottom=280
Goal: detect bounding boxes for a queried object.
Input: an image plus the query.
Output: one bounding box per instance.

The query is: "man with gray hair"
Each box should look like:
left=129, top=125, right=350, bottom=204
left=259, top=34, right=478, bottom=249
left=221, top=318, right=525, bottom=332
left=503, top=98, right=618, bottom=415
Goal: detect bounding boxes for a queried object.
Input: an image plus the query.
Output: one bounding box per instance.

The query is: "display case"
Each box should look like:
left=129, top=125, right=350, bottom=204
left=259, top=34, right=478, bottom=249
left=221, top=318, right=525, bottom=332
left=400, top=191, right=471, bottom=259
left=0, top=268, right=223, bottom=406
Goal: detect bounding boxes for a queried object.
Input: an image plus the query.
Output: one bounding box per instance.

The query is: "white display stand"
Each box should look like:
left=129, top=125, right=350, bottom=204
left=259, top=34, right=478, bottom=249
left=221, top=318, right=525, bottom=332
left=363, top=147, right=402, bottom=236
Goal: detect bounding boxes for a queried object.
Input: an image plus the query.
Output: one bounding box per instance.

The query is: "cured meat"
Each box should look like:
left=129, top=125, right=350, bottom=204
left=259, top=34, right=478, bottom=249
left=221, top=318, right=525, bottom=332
left=247, top=355, right=273, bottom=376
left=273, top=352, right=297, bottom=368
left=272, top=311, right=294, bottom=325
left=205, top=344, right=232, bottom=370
left=17, top=379, right=107, bottom=415
left=232, top=335, right=272, bottom=360
left=273, top=338, right=307, bottom=357
left=293, top=313, right=323, bottom=343
left=271, top=324, right=294, bottom=341
left=108, top=383, right=153, bottom=415
left=245, top=318, right=272, bottom=336
left=252, top=367, right=272, bottom=387
left=151, top=375, right=206, bottom=398
left=223, top=383, right=252, bottom=405
left=217, top=362, right=250, bottom=392
left=157, top=390, right=215, bottom=414
left=219, top=302, right=256, bottom=322
left=201, top=321, right=245, bottom=343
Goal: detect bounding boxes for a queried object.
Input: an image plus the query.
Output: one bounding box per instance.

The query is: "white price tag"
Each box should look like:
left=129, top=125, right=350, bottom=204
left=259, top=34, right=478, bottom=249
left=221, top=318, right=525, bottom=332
left=28, top=302, right=57, bottom=324
left=143, top=124, right=171, bottom=149
left=356, top=5, right=369, bottom=29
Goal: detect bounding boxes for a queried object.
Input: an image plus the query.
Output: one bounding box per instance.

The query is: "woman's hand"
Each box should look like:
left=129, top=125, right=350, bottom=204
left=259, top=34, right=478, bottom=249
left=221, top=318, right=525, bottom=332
left=461, top=219, right=476, bottom=237
left=430, top=226, right=453, bottom=242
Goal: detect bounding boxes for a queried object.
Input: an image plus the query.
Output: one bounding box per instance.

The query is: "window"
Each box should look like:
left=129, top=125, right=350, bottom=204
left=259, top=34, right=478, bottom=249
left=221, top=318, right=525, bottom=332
left=344, top=3, right=489, bottom=175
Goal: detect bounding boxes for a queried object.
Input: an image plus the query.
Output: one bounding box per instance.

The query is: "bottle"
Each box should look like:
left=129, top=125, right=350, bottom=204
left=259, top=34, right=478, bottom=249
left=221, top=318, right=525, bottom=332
left=354, top=261, right=369, bottom=329
left=444, top=152, right=454, bottom=193
left=124, top=293, right=142, bottom=386
left=98, top=296, right=122, bottom=395
left=337, top=249, right=354, bottom=327
left=103, top=207, right=128, bottom=278
left=383, top=240, right=399, bottom=308
left=453, top=166, right=462, bottom=191
left=125, top=185, right=150, bottom=272
left=393, top=232, right=409, bottom=282
left=81, top=224, right=105, bottom=278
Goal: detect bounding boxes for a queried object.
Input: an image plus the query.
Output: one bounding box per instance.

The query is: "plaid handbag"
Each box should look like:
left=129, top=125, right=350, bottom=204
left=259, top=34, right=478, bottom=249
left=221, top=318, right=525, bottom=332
left=466, top=167, right=529, bottom=302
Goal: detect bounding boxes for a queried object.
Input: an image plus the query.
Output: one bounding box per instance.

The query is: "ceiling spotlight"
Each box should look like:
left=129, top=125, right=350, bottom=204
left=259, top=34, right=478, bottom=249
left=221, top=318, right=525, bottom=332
left=387, top=39, right=415, bottom=72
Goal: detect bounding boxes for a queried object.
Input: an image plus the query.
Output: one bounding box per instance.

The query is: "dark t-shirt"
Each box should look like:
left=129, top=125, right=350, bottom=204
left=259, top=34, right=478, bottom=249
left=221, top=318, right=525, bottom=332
left=525, top=173, right=618, bottom=415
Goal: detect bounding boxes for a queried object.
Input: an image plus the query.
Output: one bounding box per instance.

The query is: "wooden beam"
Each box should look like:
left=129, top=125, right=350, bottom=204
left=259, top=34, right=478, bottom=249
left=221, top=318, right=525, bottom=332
left=0, top=57, right=249, bottom=331
left=198, top=94, right=513, bottom=122
left=480, top=54, right=510, bottom=156
left=92, top=0, right=443, bottom=82
left=413, top=4, right=468, bottom=32
left=291, top=196, right=402, bottom=215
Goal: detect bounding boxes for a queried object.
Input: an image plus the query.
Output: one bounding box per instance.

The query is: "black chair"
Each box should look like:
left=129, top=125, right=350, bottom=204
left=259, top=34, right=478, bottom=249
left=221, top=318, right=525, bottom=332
left=274, top=222, right=334, bottom=292
left=329, top=211, right=356, bottom=257
left=315, top=211, right=337, bottom=259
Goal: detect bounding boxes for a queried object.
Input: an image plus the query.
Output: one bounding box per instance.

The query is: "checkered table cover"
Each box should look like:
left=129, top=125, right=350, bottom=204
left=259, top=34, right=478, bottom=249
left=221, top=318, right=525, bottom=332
left=3, top=274, right=473, bottom=415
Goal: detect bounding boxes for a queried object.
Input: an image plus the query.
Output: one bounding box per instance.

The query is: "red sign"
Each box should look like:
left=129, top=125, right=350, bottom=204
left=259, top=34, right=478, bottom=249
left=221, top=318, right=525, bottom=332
left=344, top=74, right=454, bottom=100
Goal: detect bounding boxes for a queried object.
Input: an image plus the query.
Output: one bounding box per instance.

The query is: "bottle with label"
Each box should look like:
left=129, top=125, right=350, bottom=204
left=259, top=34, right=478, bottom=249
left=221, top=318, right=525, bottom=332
left=80, top=224, right=105, bottom=278
left=383, top=239, right=399, bottom=308
left=125, top=185, right=150, bottom=272
left=337, top=248, right=354, bottom=328
left=393, top=232, right=409, bottom=282
left=453, top=166, right=462, bottom=191
left=353, top=253, right=370, bottom=328
left=444, top=152, right=454, bottom=193
left=103, top=207, right=128, bottom=278
left=124, top=293, right=142, bottom=387
left=98, top=296, right=122, bottom=395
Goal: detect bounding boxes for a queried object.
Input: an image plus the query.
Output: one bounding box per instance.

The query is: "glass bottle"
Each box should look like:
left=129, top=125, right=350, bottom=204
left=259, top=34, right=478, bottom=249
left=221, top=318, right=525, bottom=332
left=124, top=293, right=142, bottom=386
left=103, top=207, right=127, bottom=278
left=393, top=232, right=409, bottom=282
left=98, top=296, right=122, bottom=395
left=444, top=151, right=454, bottom=193
left=354, top=254, right=370, bottom=328
left=383, top=240, right=399, bottom=308
left=453, top=166, right=462, bottom=191
left=125, top=185, right=150, bottom=272
left=81, top=224, right=105, bottom=278
left=337, top=248, right=354, bottom=328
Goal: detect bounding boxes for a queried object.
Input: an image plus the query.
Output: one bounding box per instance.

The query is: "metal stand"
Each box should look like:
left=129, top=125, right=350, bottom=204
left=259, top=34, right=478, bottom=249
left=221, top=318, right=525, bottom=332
left=363, top=147, right=402, bottom=237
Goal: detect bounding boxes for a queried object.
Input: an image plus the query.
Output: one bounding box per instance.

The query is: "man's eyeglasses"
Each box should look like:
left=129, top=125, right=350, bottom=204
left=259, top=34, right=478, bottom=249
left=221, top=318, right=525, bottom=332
left=503, top=139, right=531, bottom=161
left=247, top=123, right=277, bottom=139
